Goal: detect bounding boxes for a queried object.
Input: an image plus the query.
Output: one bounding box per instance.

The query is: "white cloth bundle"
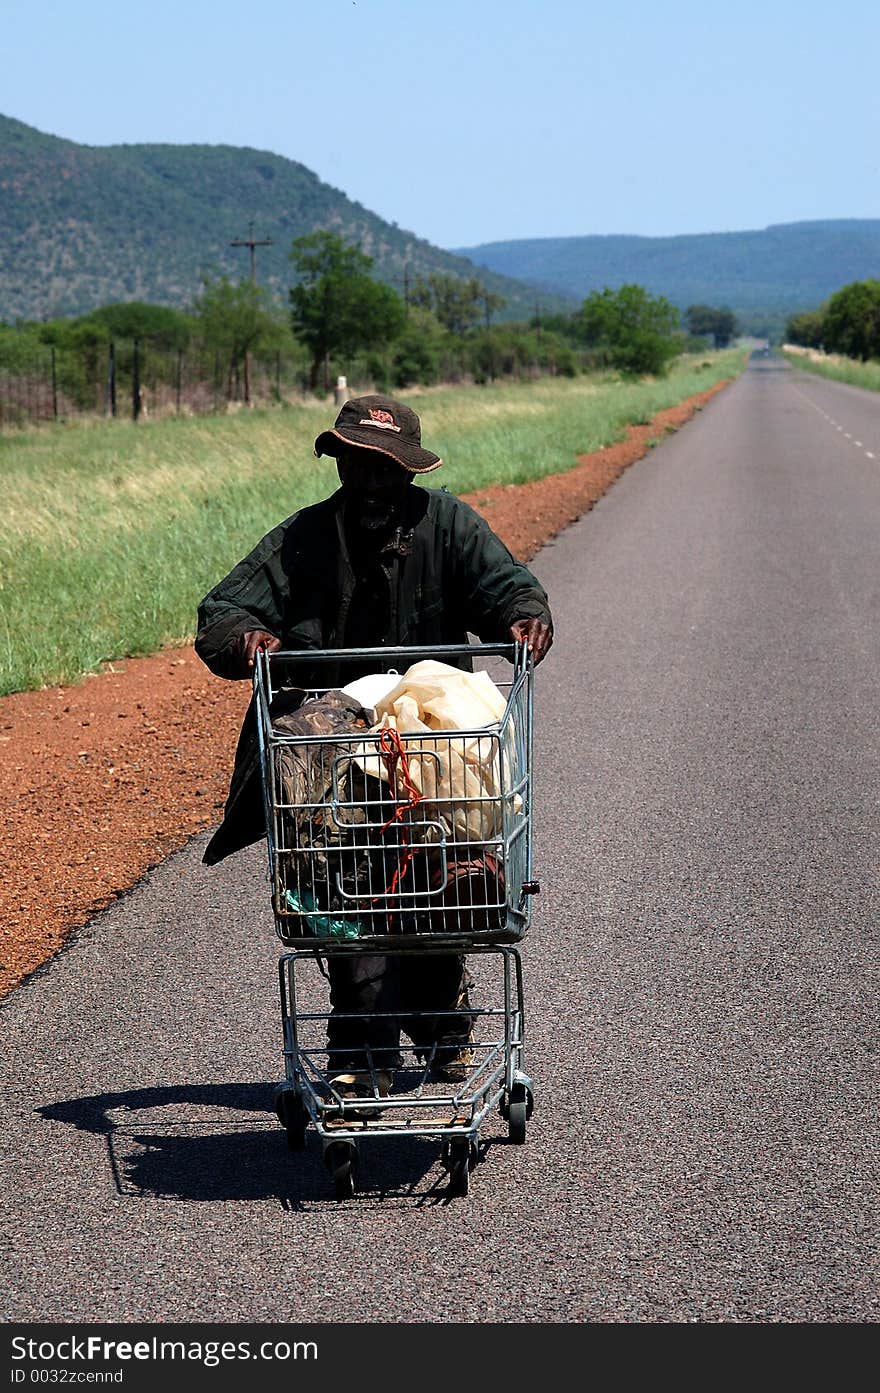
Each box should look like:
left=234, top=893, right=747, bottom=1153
left=353, top=660, right=515, bottom=842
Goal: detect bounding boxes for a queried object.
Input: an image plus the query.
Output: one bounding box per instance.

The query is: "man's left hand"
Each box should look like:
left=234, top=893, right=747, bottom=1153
left=510, top=618, right=553, bottom=664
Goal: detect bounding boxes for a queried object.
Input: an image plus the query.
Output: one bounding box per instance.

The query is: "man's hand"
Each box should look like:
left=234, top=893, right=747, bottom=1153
left=510, top=618, right=553, bottom=664
left=235, top=629, right=281, bottom=676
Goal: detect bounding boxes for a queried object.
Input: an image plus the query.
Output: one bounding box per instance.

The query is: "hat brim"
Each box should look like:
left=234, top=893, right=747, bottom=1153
left=314, top=426, right=442, bottom=474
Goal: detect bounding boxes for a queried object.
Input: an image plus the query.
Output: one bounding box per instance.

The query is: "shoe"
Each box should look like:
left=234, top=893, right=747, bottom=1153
left=328, top=1069, right=393, bottom=1119
left=429, top=1038, right=476, bottom=1084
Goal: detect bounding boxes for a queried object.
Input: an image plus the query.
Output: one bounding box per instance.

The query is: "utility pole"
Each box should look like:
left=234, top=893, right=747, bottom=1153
left=229, top=221, right=274, bottom=282
left=229, top=221, right=272, bottom=408
left=389, top=262, right=412, bottom=315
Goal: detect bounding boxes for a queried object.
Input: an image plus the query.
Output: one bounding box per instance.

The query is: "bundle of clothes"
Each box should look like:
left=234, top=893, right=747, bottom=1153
left=271, top=661, right=512, bottom=938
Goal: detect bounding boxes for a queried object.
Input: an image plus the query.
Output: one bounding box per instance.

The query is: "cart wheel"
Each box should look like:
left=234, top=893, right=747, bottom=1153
left=507, top=1081, right=532, bottom=1144
left=444, top=1139, right=474, bottom=1198
left=449, top=1154, right=469, bottom=1197
left=275, top=1086, right=308, bottom=1151
left=273, top=1083, right=288, bottom=1125
left=284, top=1097, right=309, bottom=1152
left=325, top=1140, right=357, bottom=1200
left=508, top=1099, right=527, bottom=1144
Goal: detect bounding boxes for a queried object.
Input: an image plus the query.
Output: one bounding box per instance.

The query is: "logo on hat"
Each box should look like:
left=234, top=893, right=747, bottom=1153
left=359, top=408, right=401, bottom=431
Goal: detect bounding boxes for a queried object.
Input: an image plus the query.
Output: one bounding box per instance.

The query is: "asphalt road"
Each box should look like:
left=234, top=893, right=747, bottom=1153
left=2, top=357, right=878, bottom=1323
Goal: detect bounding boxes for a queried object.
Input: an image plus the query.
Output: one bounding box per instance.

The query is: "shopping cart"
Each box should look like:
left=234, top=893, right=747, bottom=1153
left=254, top=642, right=539, bottom=1199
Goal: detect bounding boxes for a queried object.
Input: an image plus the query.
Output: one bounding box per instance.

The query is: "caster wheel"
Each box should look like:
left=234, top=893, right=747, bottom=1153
left=273, top=1083, right=288, bottom=1124
left=325, top=1140, right=357, bottom=1200
left=507, top=1081, right=533, bottom=1144
left=508, top=1100, right=527, bottom=1144
left=444, top=1139, right=475, bottom=1197
left=284, top=1098, right=308, bottom=1152
left=275, top=1086, right=308, bottom=1151
left=449, top=1154, right=469, bottom=1196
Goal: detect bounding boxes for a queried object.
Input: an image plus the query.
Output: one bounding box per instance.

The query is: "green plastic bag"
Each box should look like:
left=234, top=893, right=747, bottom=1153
left=284, top=887, right=362, bottom=939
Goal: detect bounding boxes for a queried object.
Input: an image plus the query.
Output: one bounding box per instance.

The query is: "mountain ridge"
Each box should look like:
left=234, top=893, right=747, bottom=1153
left=453, top=220, right=880, bottom=327
left=0, top=114, right=567, bottom=321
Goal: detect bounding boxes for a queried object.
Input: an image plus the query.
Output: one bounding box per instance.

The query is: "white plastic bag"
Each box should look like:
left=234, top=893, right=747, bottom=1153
left=354, top=661, right=514, bottom=842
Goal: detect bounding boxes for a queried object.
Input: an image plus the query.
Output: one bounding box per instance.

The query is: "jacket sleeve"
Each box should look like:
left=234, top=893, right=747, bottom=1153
left=195, top=519, right=292, bottom=679
left=447, top=497, right=553, bottom=639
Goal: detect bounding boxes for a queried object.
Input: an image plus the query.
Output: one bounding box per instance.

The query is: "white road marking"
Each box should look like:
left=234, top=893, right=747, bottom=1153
left=789, top=382, right=877, bottom=460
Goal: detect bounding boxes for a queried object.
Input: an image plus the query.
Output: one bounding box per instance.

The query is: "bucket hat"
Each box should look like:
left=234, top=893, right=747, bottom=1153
left=314, top=395, right=442, bottom=474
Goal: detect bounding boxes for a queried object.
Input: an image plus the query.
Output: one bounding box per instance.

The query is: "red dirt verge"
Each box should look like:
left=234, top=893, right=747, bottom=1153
left=0, top=379, right=730, bottom=995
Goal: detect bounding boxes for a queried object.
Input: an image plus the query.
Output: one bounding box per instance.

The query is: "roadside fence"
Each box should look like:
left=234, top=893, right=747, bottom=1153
left=0, top=341, right=308, bottom=427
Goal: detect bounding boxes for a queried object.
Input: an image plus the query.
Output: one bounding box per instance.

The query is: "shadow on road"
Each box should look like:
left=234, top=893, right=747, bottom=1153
left=39, top=1082, right=479, bottom=1208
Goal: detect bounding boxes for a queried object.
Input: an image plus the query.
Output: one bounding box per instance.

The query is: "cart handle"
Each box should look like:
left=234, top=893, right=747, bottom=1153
left=260, top=641, right=521, bottom=664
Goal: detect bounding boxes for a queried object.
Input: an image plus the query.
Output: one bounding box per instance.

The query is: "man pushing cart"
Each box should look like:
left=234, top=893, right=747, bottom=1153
left=195, top=395, right=553, bottom=1196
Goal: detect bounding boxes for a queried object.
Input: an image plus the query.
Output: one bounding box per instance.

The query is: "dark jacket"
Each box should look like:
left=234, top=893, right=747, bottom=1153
left=195, top=485, right=552, bottom=864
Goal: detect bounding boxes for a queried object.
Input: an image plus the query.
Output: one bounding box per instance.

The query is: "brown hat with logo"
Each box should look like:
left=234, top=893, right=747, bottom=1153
left=314, top=394, right=442, bottom=474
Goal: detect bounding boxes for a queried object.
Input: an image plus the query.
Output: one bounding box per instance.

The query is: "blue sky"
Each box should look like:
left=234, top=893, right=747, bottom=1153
left=3, top=0, right=879, bottom=248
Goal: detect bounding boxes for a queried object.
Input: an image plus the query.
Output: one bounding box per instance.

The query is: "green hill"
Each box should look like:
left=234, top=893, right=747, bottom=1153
left=454, top=222, right=880, bottom=333
left=0, top=115, right=567, bottom=322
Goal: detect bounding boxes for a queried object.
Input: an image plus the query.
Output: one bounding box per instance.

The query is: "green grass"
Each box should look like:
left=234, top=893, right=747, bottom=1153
left=783, top=349, right=880, bottom=393
left=0, top=351, right=745, bottom=694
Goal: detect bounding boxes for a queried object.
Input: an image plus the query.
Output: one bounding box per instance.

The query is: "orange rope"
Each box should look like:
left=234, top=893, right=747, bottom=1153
left=377, top=727, right=423, bottom=829
left=375, top=727, right=423, bottom=901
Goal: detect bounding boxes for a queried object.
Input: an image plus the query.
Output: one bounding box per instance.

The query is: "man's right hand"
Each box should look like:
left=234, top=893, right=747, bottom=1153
left=234, top=629, right=281, bottom=677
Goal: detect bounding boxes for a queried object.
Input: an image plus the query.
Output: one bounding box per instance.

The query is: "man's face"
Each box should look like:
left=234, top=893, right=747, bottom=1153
left=336, top=447, right=413, bottom=529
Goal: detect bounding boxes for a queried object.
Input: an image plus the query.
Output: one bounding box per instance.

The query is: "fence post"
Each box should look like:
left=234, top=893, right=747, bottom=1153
left=132, top=339, right=141, bottom=421
left=51, top=347, right=58, bottom=420
left=176, top=348, right=182, bottom=413
left=107, top=341, right=117, bottom=417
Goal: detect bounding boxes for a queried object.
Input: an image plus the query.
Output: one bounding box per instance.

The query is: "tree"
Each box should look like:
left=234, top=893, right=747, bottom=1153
left=478, top=287, right=506, bottom=329
left=86, top=301, right=190, bottom=350
left=579, top=284, right=681, bottom=376
left=194, top=276, right=283, bottom=403
left=785, top=309, right=825, bottom=349
left=390, top=306, right=448, bottom=388
left=289, top=231, right=405, bottom=390
left=684, top=304, right=739, bottom=348
left=410, top=274, right=495, bottom=336
left=821, top=280, right=880, bottom=361
left=39, top=314, right=111, bottom=410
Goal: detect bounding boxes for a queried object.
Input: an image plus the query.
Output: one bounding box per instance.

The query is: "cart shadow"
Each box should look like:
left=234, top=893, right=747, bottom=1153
left=39, top=1083, right=480, bottom=1209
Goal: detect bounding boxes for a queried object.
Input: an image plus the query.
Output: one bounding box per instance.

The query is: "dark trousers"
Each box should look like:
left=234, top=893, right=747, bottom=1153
left=326, top=953, right=475, bottom=1072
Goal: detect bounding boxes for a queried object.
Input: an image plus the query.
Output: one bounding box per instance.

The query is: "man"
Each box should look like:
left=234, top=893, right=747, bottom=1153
left=195, top=394, right=553, bottom=1102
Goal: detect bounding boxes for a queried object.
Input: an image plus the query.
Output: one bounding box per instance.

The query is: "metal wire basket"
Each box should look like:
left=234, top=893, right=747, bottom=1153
left=254, top=643, right=537, bottom=949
